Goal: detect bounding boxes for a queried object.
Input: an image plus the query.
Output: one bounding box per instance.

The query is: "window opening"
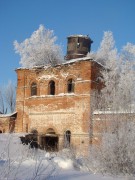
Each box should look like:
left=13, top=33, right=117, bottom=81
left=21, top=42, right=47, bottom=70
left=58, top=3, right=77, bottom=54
left=49, top=81, right=55, bottom=95
left=77, top=37, right=80, bottom=48
left=31, top=82, right=37, bottom=96
left=67, top=79, right=74, bottom=93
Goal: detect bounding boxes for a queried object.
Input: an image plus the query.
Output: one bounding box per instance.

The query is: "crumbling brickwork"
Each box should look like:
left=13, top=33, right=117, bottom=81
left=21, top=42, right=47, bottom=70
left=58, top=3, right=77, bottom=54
left=0, top=112, right=16, bottom=133
left=15, top=58, right=102, bottom=154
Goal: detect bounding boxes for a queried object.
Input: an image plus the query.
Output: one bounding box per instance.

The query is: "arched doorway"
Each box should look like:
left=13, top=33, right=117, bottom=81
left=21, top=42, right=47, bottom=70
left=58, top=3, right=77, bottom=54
left=48, top=81, right=55, bottom=95
left=41, top=128, right=58, bottom=152
left=0, top=130, right=2, bottom=133
left=64, top=130, right=71, bottom=148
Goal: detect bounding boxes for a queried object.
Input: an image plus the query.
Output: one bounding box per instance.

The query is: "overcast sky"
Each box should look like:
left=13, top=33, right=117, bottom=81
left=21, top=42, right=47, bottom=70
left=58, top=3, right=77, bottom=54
left=0, top=0, right=135, bottom=85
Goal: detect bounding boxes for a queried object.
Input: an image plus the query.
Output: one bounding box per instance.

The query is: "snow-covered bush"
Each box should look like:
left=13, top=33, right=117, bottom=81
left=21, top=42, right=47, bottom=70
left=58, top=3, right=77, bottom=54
left=14, top=25, right=63, bottom=68
left=89, top=120, right=135, bottom=176
left=0, top=134, right=58, bottom=180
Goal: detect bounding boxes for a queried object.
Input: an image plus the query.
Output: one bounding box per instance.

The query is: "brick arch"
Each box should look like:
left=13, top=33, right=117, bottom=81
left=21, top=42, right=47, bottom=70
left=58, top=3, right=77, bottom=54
left=29, top=78, right=39, bottom=86
left=43, top=126, right=58, bottom=135
left=63, top=128, right=72, bottom=135
left=65, top=75, right=77, bottom=82
left=46, top=128, right=56, bottom=134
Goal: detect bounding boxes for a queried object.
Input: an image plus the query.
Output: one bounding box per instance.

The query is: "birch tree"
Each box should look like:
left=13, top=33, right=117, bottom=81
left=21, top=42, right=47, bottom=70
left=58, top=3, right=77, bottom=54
left=0, top=81, right=16, bottom=114
left=4, top=81, right=16, bottom=113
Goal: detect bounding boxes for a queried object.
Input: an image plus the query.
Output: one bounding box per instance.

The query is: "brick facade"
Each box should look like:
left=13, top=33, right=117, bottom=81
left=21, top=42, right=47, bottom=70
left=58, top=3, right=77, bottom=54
left=15, top=58, right=102, bottom=154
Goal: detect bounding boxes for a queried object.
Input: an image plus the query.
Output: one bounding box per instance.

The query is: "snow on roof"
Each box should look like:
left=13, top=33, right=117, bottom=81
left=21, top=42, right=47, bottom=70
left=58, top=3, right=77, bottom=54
left=0, top=112, right=17, bottom=118
left=62, top=57, right=92, bottom=65
left=62, top=57, right=105, bottom=68
left=15, top=64, right=51, bottom=70
left=93, top=110, right=135, bottom=115
left=67, top=34, right=90, bottom=39
left=15, top=57, right=105, bottom=70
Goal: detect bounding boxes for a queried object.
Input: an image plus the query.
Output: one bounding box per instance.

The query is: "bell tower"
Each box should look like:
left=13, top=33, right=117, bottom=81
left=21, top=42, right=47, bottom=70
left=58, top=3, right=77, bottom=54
left=65, top=35, right=93, bottom=60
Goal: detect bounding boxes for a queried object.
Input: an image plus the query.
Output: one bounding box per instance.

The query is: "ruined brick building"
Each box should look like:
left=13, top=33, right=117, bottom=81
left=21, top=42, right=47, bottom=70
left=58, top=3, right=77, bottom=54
left=15, top=35, right=102, bottom=154
left=0, top=112, right=16, bottom=133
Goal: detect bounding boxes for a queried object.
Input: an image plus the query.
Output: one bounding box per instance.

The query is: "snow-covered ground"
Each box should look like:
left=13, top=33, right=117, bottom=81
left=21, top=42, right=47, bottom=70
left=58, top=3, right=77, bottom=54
left=0, top=134, right=130, bottom=180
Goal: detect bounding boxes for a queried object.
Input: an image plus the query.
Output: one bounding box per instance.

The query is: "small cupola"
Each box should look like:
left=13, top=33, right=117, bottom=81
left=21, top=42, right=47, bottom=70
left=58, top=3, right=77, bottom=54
left=65, top=35, right=93, bottom=60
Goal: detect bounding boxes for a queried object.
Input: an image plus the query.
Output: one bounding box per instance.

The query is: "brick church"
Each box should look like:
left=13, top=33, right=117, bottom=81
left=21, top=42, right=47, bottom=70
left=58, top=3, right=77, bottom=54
left=15, top=35, right=102, bottom=154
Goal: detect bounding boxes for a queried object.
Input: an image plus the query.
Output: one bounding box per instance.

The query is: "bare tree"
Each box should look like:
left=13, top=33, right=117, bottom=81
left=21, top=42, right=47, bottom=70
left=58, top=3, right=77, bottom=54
left=0, top=90, right=7, bottom=114
left=0, top=81, right=16, bottom=114
left=4, top=81, right=16, bottom=113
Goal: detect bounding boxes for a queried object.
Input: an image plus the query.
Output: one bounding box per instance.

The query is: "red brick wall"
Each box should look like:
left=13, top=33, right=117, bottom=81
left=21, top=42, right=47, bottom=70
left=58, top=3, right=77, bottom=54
left=15, top=59, right=102, bottom=154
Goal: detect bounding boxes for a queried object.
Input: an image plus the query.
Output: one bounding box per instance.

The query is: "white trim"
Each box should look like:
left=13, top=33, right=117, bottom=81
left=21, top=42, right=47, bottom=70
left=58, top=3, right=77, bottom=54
left=0, top=112, right=17, bottom=118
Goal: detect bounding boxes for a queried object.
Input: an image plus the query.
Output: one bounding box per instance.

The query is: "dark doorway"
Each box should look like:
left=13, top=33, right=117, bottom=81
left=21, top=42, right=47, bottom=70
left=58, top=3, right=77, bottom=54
left=0, top=130, right=2, bottom=133
left=45, top=135, right=58, bottom=151
left=41, top=128, right=58, bottom=151
left=41, top=135, right=58, bottom=152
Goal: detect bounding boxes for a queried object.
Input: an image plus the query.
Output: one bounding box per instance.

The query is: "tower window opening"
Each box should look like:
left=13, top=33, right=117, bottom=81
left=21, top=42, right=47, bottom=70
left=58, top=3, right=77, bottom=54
left=67, top=79, right=74, bottom=93
left=49, top=80, right=55, bottom=95
left=77, top=38, right=80, bottom=48
left=31, top=82, right=37, bottom=96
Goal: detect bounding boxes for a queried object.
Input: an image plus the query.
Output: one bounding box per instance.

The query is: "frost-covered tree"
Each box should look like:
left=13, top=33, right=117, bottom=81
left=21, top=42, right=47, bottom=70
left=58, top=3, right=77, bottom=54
left=89, top=119, right=135, bottom=176
left=89, top=32, right=135, bottom=176
left=14, top=25, right=63, bottom=68
left=118, top=44, right=135, bottom=110
left=94, top=31, right=118, bottom=67
left=92, top=31, right=135, bottom=112
left=0, top=90, right=7, bottom=114
left=102, top=43, right=135, bottom=112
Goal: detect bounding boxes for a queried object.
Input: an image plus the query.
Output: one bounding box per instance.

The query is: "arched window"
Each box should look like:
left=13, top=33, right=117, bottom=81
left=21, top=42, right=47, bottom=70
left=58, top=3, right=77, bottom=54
left=64, top=130, right=71, bottom=148
left=31, top=82, right=37, bottom=96
left=49, top=80, right=55, bottom=95
left=67, top=79, right=74, bottom=93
